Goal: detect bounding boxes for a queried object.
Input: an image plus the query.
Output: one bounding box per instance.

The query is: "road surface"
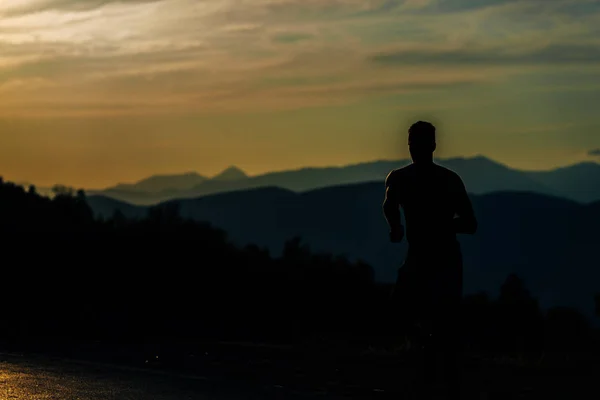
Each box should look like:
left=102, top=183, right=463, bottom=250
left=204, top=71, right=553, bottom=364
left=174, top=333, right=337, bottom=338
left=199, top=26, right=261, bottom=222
left=1, top=350, right=599, bottom=399
left=0, top=352, right=370, bottom=400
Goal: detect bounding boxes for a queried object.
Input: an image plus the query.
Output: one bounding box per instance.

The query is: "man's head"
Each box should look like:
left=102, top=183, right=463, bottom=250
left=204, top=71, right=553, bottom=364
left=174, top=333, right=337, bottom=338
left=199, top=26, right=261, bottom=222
left=408, top=121, right=436, bottom=163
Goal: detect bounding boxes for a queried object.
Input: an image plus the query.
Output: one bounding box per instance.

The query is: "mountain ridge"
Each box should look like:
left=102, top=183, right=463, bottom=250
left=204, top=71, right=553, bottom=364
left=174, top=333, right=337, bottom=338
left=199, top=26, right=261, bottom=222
left=110, top=171, right=208, bottom=193
left=15, top=156, right=600, bottom=204
left=90, top=155, right=577, bottom=205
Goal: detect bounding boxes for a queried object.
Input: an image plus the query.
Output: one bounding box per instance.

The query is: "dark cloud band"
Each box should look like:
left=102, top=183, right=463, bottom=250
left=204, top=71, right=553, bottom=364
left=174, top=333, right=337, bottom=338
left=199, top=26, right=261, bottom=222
left=369, top=44, right=600, bottom=67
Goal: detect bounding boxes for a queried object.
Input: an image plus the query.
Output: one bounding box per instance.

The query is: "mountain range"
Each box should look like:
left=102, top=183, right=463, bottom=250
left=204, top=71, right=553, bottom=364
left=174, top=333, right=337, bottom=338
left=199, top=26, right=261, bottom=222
left=87, top=183, right=600, bottom=323
left=84, top=156, right=600, bottom=205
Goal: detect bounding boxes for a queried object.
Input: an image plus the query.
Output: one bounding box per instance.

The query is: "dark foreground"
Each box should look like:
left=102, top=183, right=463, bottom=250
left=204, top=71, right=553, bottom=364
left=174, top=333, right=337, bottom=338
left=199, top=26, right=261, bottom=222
left=1, top=352, right=352, bottom=400
left=1, top=344, right=599, bottom=400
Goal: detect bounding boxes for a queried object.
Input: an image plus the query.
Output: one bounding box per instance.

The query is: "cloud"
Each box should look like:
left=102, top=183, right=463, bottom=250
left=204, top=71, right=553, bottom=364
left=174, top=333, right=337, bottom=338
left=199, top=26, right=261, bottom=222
left=417, top=0, right=528, bottom=14
left=407, top=0, right=600, bottom=15
left=0, top=47, right=503, bottom=117
left=0, top=0, right=163, bottom=17
left=1, top=0, right=600, bottom=117
left=589, top=149, right=600, bottom=157
left=272, top=33, right=314, bottom=43
left=370, top=43, right=600, bottom=67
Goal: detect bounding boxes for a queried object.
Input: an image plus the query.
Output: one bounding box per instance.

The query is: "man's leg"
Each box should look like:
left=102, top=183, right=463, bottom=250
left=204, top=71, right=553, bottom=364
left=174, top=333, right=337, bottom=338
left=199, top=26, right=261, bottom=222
left=436, top=257, right=463, bottom=400
left=417, top=250, right=462, bottom=399
left=410, top=268, right=438, bottom=399
left=390, top=260, right=420, bottom=349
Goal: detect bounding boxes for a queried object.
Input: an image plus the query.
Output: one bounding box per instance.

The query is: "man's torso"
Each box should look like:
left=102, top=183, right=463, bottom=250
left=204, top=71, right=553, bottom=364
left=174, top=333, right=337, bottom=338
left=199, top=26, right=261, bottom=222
left=387, top=163, right=462, bottom=257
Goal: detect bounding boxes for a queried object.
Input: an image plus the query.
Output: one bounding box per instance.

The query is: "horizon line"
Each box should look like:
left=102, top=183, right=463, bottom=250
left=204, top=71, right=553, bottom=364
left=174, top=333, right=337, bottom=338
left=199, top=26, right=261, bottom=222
left=7, top=154, right=599, bottom=191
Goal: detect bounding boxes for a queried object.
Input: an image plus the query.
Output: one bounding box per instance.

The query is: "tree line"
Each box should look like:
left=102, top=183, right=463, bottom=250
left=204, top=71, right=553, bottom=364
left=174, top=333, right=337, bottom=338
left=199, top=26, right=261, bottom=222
left=0, top=178, right=598, bottom=361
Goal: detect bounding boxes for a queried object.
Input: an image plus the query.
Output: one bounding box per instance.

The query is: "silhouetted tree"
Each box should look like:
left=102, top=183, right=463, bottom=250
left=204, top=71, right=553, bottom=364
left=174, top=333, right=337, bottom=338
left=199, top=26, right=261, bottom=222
left=111, top=209, right=126, bottom=224
left=545, top=306, right=592, bottom=353
left=282, top=236, right=311, bottom=264
left=147, top=202, right=181, bottom=225
left=52, top=184, right=75, bottom=197
left=497, top=274, right=544, bottom=355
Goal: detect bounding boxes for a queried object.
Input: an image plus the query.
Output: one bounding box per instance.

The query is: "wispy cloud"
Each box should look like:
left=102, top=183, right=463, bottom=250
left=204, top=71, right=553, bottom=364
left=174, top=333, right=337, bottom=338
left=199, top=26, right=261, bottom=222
left=272, top=32, right=314, bottom=43
left=0, top=0, right=599, bottom=116
left=369, top=44, right=600, bottom=66
left=0, top=0, right=163, bottom=17
left=589, top=148, right=600, bottom=157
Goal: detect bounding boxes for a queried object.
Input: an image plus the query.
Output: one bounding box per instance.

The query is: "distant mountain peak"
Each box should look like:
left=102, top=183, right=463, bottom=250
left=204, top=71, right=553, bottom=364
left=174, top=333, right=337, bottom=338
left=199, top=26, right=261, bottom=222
left=181, top=171, right=204, bottom=177
left=212, top=166, right=248, bottom=181
left=459, top=154, right=495, bottom=163
left=139, top=171, right=202, bottom=181
left=470, top=154, right=491, bottom=161
left=107, top=171, right=208, bottom=194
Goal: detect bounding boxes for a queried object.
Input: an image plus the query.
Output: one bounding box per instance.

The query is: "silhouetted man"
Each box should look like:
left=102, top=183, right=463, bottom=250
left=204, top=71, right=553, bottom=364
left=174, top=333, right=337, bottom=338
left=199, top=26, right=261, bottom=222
left=383, top=121, right=477, bottom=399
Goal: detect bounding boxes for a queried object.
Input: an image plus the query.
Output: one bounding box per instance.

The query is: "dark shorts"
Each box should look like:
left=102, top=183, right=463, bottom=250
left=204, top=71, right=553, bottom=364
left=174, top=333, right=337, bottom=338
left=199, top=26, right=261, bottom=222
left=391, top=244, right=463, bottom=331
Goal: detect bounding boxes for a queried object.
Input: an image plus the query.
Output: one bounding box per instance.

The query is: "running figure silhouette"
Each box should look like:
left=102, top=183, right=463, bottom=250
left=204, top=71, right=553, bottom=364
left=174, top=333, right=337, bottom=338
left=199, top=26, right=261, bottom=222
left=383, top=121, right=477, bottom=399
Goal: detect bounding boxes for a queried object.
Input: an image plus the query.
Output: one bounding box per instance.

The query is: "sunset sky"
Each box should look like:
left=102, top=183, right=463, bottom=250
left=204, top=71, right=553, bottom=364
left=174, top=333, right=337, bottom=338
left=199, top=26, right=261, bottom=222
left=1, top=0, right=600, bottom=188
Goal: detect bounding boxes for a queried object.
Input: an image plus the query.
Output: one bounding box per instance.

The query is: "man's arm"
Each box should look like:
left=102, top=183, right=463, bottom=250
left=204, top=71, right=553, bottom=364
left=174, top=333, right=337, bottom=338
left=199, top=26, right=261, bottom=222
left=453, top=175, right=477, bottom=234
left=383, top=171, right=404, bottom=242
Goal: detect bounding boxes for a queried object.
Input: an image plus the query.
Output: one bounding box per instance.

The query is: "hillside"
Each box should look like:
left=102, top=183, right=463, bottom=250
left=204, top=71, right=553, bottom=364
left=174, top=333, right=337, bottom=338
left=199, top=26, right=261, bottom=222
left=1, top=176, right=598, bottom=378
left=109, top=172, right=208, bottom=193
left=526, top=162, right=600, bottom=203
left=87, top=183, right=600, bottom=322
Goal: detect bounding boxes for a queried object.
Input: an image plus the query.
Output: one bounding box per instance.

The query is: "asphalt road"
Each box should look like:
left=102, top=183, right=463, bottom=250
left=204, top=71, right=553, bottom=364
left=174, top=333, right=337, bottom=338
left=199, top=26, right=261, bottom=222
left=0, top=352, right=368, bottom=400
left=1, top=349, right=599, bottom=400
